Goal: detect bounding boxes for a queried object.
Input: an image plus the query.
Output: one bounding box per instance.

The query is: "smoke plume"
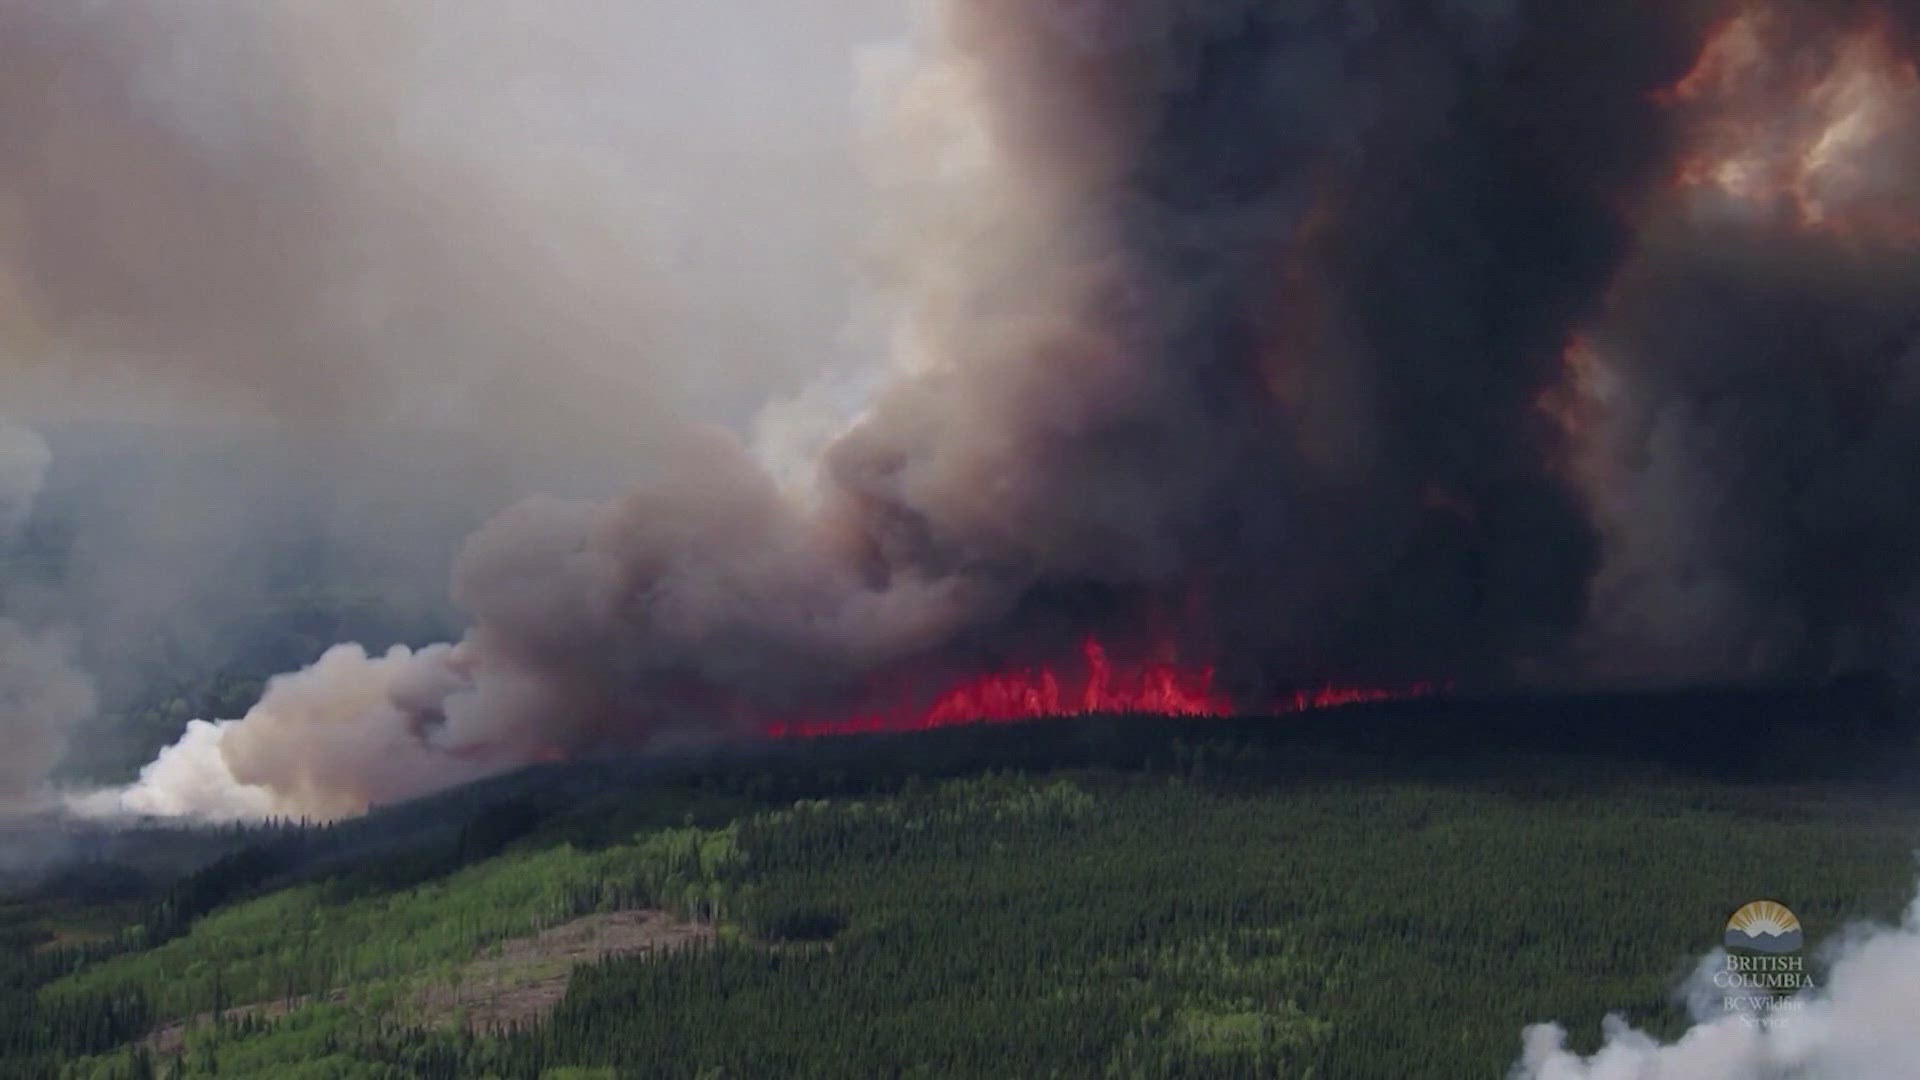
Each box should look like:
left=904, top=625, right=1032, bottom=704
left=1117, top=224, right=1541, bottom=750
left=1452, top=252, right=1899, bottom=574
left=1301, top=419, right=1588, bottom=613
left=1513, top=880, right=1920, bottom=1079
left=1568, top=2, right=1920, bottom=680
left=1, top=0, right=897, bottom=814
left=36, top=0, right=1920, bottom=821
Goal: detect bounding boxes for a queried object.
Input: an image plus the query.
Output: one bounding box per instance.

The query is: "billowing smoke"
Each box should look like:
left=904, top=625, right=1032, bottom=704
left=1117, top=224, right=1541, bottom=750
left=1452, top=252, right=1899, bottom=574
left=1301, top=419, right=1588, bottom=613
left=1513, top=881, right=1920, bottom=1079
left=1, top=0, right=908, bottom=754
left=1, top=0, right=901, bottom=815
left=0, top=420, right=94, bottom=814
left=1568, top=2, right=1920, bottom=680
left=40, top=0, right=1920, bottom=821
left=72, top=644, right=475, bottom=823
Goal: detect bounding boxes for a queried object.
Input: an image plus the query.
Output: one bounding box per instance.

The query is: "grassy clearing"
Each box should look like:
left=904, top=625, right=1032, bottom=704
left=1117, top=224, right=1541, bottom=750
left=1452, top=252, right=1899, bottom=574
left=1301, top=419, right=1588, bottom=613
left=45, top=829, right=735, bottom=1023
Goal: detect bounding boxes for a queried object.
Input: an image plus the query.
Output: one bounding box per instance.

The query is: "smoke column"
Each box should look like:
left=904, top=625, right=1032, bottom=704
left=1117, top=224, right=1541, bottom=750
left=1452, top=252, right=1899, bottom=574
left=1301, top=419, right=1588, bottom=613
left=1565, top=2, right=1920, bottom=680
left=34, top=0, right=1920, bottom=821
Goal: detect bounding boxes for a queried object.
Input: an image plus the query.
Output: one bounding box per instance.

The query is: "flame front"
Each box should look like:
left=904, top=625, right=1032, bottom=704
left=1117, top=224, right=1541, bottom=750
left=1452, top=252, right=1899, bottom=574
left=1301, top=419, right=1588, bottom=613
left=763, top=637, right=1437, bottom=739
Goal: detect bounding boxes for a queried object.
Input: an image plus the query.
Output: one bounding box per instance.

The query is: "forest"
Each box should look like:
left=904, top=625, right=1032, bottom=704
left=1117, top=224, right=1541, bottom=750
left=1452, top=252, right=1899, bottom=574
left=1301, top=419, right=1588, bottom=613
left=2, top=682, right=1916, bottom=1079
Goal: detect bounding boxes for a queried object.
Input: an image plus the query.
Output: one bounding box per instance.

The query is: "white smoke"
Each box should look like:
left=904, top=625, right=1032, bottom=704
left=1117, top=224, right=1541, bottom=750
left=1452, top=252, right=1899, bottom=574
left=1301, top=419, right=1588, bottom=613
left=1512, top=884, right=1920, bottom=1079
left=68, top=719, right=272, bottom=823
left=70, top=643, right=527, bottom=822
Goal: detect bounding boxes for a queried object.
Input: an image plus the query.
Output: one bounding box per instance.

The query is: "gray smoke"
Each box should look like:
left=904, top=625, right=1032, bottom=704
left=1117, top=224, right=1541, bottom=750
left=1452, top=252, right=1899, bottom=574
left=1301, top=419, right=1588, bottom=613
left=1571, top=2, right=1920, bottom=681
left=0, top=622, right=95, bottom=816
left=0, top=0, right=890, bottom=442
left=2, top=0, right=906, bottom=770
left=0, top=420, right=94, bottom=814
left=48, top=0, right=1920, bottom=822
left=0, top=421, right=48, bottom=539
left=0, top=0, right=901, bottom=816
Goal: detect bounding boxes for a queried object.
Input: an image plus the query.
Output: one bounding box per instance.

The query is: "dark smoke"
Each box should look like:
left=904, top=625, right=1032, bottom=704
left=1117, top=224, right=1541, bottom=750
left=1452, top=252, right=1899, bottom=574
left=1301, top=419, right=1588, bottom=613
left=56, top=0, right=1920, bottom=819
left=1574, top=1, right=1920, bottom=680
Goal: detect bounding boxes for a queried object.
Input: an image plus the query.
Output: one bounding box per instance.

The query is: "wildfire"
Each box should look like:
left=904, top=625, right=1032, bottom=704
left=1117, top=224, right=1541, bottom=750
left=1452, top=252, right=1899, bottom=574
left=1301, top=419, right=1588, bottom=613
left=1661, top=4, right=1920, bottom=242
left=1543, top=3, right=1920, bottom=513
left=762, top=636, right=1439, bottom=738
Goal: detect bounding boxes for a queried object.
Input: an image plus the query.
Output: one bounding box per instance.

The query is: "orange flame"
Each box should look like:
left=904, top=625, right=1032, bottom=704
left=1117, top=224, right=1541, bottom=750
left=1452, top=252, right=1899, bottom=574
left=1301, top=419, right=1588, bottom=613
left=763, top=636, right=1439, bottom=738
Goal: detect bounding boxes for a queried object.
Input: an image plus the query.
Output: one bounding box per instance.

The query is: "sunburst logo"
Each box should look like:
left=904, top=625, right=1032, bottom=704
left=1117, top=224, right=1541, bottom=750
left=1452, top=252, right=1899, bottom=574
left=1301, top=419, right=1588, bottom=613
left=1725, top=900, right=1804, bottom=954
